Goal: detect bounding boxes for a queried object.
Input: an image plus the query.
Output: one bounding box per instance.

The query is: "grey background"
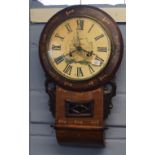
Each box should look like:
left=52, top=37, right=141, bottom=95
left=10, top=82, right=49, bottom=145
left=30, top=1, right=126, bottom=154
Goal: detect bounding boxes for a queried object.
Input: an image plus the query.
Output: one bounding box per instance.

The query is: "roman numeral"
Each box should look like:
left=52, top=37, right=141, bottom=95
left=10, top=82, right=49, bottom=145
left=77, top=67, right=83, bottom=77
left=88, top=24, right=94, bottom=33
left=88, top=64, right=95, bottom=74
left=97, top=47, right=107, bottom=52
left=95, top=34, right=104, bottom=41
left=52, top=45, right=61, bottom=50
left=55, top=33, right=64, bottom=41
left=77, top=20, right=84, bottom=30
left=63, top=64, right=72, bottom=75
left=95, top=56, right=104, bottom=65
left=65, top=23, right=72, bottom=33
left=54, top=55, right=64, bottom=64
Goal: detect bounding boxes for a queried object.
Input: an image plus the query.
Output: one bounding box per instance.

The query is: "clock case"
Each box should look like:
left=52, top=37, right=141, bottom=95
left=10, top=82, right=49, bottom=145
left=39, top=5, right=123, bottom=145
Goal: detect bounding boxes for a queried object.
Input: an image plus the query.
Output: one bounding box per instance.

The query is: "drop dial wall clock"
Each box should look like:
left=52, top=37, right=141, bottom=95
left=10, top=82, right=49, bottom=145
left=39, top=5, right=123, bottom=146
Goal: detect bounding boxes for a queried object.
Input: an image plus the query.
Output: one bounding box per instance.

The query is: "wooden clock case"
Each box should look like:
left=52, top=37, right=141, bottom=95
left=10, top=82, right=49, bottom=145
left=39, top=5, right=123, bottom=146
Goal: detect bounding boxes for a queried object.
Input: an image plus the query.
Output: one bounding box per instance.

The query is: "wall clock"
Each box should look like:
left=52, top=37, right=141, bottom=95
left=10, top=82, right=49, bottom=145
left=39, top=5, right=123, bottom=146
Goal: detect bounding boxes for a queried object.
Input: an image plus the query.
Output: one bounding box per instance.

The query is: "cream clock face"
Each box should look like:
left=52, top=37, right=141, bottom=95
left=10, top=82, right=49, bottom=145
left=47, top=17, right=111, bottom=81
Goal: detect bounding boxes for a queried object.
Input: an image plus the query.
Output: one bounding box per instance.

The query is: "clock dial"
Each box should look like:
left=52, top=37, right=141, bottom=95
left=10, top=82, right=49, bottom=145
left=47, top=17, right=111, bottom=81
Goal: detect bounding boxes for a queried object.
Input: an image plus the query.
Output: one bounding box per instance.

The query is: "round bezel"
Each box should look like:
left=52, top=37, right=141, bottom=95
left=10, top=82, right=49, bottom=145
left=39, top=5, right=123, bottom=91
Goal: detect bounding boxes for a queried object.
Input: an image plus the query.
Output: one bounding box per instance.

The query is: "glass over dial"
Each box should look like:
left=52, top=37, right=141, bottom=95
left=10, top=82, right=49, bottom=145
left=47, top=17, right=111, bottom=81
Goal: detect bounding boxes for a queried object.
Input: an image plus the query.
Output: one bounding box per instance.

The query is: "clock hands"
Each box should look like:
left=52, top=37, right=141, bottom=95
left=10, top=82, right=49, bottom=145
left=64, top=49, right=77, bottom=63
left=64, top=53, right=90, bottom=65
left=64, top=31, right=104, bottom=66
left=76, top=46, right=93, bottom=57
left=73, top=34, right=94, bottom=57
left=75, top=46, right=104, bottom=63
left=63, top=48, right=91, bottom=65
left=64, top=48, right=103, bottom=66
left=65, top=49, right=77, bottom=57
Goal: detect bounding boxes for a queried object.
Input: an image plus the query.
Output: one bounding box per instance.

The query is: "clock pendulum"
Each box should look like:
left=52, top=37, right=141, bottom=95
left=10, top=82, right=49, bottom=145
left=39, top=5, right=123, bottom=146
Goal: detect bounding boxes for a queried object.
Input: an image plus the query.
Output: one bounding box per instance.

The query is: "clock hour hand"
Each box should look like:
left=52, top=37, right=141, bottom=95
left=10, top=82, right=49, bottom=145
left=78, top=47, right=104, bottom=65
left=64, top=49, right=78, bottom=64
left=79, top=47, right=104, bottom=62
left=64, top=49, right=77, bottom=57
left=77, top=46, right=93, bottom=57
left=70, top=46, right=104, bottom=66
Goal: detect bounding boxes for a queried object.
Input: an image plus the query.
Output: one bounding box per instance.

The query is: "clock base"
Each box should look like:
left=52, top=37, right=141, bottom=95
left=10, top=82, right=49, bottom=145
left=55, top=86, right=105, bottom=146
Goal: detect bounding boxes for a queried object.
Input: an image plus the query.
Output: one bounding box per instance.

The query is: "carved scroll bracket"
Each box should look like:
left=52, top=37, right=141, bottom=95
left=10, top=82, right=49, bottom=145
left=45, top=74, right=56, bottom=117
left=44, top=73, right=116, bottom=120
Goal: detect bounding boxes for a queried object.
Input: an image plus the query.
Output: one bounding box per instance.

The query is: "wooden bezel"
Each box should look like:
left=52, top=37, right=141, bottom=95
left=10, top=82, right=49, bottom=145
left=39, top=5, right=123, bottom=91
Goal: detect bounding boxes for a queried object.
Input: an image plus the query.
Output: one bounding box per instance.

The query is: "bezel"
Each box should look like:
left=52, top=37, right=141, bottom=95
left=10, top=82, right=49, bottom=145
left=39, top=5, right=123, bottom=91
